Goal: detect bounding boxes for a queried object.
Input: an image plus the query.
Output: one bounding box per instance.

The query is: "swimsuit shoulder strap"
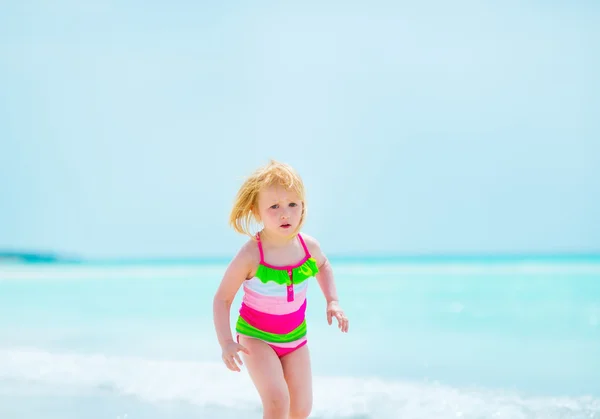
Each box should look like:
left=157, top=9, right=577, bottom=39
left=255, top=233, right=265, bottom=264
left=297, top=233, right=311, bottom=258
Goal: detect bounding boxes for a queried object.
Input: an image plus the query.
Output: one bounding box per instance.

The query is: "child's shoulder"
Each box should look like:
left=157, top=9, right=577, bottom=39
left=299, top=232, right=326, bottom=262
left=299, top=231, right=321, bottom=248
left=236, top=237, right=261, bottom=263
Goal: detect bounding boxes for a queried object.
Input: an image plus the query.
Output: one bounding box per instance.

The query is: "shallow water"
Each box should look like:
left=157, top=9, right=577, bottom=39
left=1, top=259, right=599, bottom=418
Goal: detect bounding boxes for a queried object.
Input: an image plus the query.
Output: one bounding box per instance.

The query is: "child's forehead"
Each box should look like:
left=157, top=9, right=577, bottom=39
left=259, top=184, right=300, bottom=201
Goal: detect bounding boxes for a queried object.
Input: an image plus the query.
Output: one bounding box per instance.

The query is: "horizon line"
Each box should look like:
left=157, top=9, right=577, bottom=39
left=2, top=250, right=600, bottom=265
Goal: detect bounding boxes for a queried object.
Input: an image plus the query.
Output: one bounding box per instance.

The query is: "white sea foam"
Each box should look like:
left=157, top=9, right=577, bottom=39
left=1, top=348, right=598, bottom=419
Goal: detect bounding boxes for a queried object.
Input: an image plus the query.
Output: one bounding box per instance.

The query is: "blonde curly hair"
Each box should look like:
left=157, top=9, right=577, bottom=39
left=229, top=160, right=306, bottom=238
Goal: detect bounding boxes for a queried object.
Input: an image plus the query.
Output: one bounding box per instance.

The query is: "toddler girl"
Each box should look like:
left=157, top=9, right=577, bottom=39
left=213, top=160, right=349, bottom=419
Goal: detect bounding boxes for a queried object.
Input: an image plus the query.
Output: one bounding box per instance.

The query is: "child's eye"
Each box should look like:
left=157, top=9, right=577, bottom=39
left=270, top=204, right=279, bottom=209
left=289, top=203, right=297, bottom=207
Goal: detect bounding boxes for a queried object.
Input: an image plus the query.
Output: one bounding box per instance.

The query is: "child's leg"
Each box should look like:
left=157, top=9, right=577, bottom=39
left=239, top=336, right=290, bottom=419
left=281, top=345, right=312, bottom=419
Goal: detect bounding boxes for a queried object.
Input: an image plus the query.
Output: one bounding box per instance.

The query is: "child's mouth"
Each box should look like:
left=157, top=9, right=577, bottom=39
left=280, top=223, right=291, bottom=228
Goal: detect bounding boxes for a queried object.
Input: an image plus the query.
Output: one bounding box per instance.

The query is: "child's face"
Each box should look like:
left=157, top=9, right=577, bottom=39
left=256, top=184, right=303, bottom=236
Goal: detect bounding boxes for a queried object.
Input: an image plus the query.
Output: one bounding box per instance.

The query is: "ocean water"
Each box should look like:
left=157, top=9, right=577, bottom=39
left=1, top=258, right=599, bottom=419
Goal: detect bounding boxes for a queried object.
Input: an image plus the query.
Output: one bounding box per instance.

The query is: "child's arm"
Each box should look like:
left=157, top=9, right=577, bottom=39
left=312, top=247, right=339, bottom=304
left=303, top=234, right=349, bottom=333
left=213, top=242, right=255, bottom=348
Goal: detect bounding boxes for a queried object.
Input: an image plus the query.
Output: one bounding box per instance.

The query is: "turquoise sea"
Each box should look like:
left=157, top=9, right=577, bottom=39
left=1, top=257, right=599, bottom=418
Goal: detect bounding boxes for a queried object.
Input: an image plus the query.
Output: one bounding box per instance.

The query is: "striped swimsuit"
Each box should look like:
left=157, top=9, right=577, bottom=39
left=235, top=232, right=319, bottom=357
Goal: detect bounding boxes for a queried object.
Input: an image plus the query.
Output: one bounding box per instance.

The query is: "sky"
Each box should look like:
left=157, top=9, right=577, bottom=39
left=1, top=1, right=599, bottom=259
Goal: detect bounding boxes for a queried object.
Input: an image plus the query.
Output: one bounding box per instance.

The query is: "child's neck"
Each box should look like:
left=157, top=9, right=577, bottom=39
left=259, top=229, right=296, bottom=247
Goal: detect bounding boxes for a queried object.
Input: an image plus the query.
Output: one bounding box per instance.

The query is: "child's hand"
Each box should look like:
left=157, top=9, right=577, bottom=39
left=221, top=340, right=250, bottom=372
left=327, top=300, right=349, bottom=333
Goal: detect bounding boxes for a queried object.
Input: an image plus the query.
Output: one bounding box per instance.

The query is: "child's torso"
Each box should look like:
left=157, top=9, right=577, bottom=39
left=241, top=233, right=319, bottom=315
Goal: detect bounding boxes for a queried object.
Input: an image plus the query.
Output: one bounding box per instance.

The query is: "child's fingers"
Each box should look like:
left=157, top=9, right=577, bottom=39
left=226, top=356, right=240, bottom=372
left=238, top=344, right=250, bottom=355
left=327, top=311, right=333, bottom=325
left=342, top=317, right=349, bottom=332
left=335, top=312, right=349, bottom=332
left=234, top=352, right=243, bottom=366
left=222, top=353, right=240, bottom=372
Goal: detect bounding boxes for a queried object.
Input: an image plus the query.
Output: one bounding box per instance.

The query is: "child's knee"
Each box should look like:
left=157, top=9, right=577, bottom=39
left=262, top=389, right=290, bottom=417
left=289, top=402, right=312, bottom=419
